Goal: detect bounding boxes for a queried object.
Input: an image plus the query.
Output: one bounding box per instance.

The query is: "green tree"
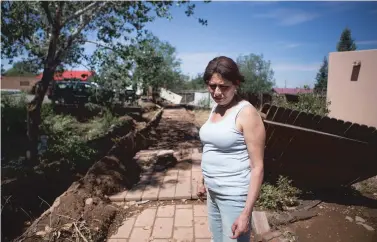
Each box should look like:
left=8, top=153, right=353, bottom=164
left=236, top=53, right=275, bottom=94
left=185, top=73, right=205, bottom=90
left=314, top=56, right=328, bottom=93
left=3, top=61, right=39, bottom=76
left=1, top=1, right=208, bottom=163
left=173, top=73, right=205, bottom=91
left=132, top=34, right=183, bottom=91
left=337, top=27, right=357, bottom=52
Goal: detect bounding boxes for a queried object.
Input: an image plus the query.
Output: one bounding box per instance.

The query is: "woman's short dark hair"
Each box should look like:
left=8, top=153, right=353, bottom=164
left=203, top=56, right=244, bottom=85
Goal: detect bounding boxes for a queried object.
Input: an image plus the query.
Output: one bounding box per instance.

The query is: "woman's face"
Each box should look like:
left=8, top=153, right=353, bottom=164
left=207, top=73, right=238, bottom=106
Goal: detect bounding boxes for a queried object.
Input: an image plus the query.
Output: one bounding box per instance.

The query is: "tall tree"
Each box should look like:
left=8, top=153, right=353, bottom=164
left=314, top=56, right=328, bottom=93
left=131, top=34, right=183, bottom=91
left=236, top=53, right=275, bottom=94
left=1, top=1, right=208, bottom=163
left=337, top=27, right=357, bottom=51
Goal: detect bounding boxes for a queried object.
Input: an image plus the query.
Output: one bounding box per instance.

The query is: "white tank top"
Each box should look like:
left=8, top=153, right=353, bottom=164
left=199, top=100, right=252, bottom=196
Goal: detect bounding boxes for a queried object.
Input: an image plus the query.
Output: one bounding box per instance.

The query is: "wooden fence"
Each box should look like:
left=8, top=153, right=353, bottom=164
left=260, top=104, right=377, bottom=189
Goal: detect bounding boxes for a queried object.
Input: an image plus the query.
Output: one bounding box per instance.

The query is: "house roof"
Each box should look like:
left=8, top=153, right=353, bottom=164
left=36, top=70, right=94, bottom=81
left=272, top=87, right=313, bottom=95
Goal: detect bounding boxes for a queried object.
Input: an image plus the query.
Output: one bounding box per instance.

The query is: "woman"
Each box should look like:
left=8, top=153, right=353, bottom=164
left=197, top=56, right=266, bottom=242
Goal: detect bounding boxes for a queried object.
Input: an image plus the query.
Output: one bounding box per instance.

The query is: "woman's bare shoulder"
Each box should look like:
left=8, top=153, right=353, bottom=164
left=238, top=102, right=262, bottom=123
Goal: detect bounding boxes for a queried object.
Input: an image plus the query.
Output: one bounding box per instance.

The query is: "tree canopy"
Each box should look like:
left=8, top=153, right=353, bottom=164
left=314, top=56, right=328, bottom=93
left=184, top=73, right=205, bottom=91
left=337, top=27, right=357, bottom=52
left=1, top=1, right=207, bottom=73
left=131, top=34, right=183, bottom=90
left=236, top=53, right=275, bottom=94
left=2, top=61, right=38, bottom=76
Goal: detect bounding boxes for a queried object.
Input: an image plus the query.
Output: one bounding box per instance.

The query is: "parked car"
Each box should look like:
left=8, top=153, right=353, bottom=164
left=46, top=79, right=137, bottom=105
left=49, top=80, right=103, bottom=104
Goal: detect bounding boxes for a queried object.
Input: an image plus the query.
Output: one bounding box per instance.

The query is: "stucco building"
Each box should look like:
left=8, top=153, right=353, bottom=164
left=327, top=49, right=377, bottom=128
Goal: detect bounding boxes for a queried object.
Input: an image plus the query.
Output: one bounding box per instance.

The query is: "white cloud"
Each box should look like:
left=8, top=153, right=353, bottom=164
left=272, top=62, right=321, bottom=72
left=254, top=8, right=319, bottom=26
left=356, top=40, right=377, bottom=45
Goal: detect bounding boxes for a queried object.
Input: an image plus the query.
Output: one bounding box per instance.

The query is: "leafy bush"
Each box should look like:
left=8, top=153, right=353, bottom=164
left=272, top=92, right=330, bottom=116
left=88, top=87, right=115, bottom=107
left=1, top=93, right=28, bottom=136
left=98, top=108, right=122, bottom=132
left=2, top=93, right=128, bottom=167
left=256, top=176, right=301, bottom=210
left=41, top=103, right=54, bottom=119
left=40, top=114, right=96, bottom=163
left=1, top=93, right=28, bottom=162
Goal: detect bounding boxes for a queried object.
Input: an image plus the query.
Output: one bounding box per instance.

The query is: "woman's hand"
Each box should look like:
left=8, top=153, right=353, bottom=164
left=230, top=213, right=251, bottom=239
left=196, top=181, right=206, bottom=201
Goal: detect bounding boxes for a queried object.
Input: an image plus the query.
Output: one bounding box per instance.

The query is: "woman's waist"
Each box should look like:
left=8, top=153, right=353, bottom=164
left=202, top=163, right=250, bottom=178
left=202, top=152, right=249, bottom=171
left=203, top=170, right=251, bottom=195
left=202, top=148, right=249, bottom=159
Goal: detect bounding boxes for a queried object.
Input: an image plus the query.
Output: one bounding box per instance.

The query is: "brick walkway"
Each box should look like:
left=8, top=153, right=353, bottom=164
left=108, top=108, right=211, bottom=241
left=109, top=148, right=203, bottom=202
left=108, top=204, right=211, bottom=242
left=108, top=146, right=212, bottom=241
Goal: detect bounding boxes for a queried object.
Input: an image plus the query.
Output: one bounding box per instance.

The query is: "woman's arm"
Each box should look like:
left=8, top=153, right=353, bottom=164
left=231, top=104, right=266, bottom=239
left=239, top=105, right=266, bottom=217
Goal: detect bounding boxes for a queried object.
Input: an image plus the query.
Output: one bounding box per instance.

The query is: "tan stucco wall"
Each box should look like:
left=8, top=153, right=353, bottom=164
left=327, top=49, right=377, bottom=128
left=0, top=76, right=39, bottom=91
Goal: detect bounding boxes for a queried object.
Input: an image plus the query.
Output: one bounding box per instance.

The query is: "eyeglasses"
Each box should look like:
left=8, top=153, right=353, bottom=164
left=207, top=84, right=232, bottom=92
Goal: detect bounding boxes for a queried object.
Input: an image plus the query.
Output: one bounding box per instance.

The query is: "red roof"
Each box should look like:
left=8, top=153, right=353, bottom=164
left=36, top=71, right=94, bottom=81
left=272, top=88, right=313, bottom=95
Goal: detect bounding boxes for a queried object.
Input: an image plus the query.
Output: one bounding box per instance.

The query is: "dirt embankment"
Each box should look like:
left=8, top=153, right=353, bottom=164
left=13, top=108, right=163, bottom=242
left=1, top=103, right=162, bottom=242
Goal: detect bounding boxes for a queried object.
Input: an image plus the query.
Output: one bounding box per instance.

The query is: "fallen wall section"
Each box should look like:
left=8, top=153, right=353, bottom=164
left=160, top=88, right=182, bottom=104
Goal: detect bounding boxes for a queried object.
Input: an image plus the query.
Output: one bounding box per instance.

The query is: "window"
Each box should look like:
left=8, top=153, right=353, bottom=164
left=351, top=62, right=361, bottom=81
left=57, top=83, right=68, bottom=89
left=20, top=81, right=30, bottom=86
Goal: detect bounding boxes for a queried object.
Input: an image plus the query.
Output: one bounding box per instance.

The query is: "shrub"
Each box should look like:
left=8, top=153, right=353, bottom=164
left=40, top=114, right=96, bottom=164
left=88, top=87, right=115, bottom=107
left=272, top=93, right=330, bottom=116
left=1, top=93, right=28, bottom=161
left=1, top=93, right=28, bottom=136
left=41, top=103, right=54, bottom=119
left=256, top=176, right=301, bottom=210
left=2, top=93, right=126, bottom=168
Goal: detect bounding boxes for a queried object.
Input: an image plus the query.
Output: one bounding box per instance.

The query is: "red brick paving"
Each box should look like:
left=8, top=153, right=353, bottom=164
left=109, top=147, right=203, bottom=202
left=108, top=205, right=212, bottom=242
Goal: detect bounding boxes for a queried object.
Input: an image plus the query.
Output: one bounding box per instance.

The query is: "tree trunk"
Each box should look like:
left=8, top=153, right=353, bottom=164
left=26, top=2, right=61, bottom=163
left=26, top=67, right=55, bottom=164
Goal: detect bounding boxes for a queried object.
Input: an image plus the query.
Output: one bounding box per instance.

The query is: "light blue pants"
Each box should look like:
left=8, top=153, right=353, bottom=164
left=207, top=189, right=251, bottom=242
